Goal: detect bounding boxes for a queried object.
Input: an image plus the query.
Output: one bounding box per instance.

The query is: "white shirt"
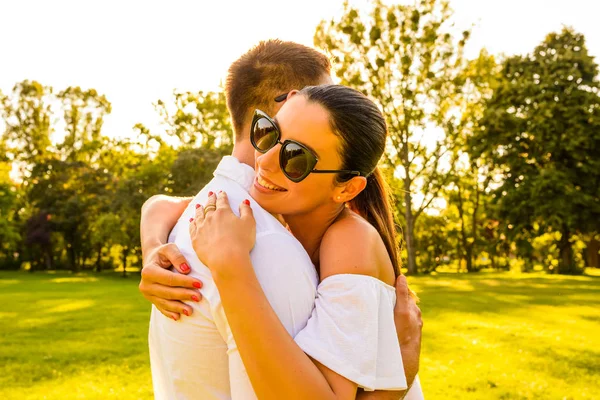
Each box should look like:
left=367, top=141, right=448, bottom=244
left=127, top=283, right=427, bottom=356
left=149, top=156, right=319, bottom=400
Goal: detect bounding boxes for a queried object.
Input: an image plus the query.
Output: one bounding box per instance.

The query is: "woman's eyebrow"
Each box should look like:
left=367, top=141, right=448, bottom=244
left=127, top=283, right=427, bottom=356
left=274, top=116, right=321, bottom=158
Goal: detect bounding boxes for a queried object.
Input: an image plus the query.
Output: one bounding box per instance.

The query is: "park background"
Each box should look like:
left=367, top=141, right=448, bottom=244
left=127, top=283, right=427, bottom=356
left=0, top=0, right=599, bottom=399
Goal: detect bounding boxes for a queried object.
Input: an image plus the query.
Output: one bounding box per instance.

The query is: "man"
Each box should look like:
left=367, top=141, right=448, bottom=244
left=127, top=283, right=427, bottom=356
left=139, top=40, right=423, bottom=399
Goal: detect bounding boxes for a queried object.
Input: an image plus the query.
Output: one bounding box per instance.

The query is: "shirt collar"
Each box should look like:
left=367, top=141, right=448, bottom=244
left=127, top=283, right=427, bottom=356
left=213, top=156, right=255, bottom=191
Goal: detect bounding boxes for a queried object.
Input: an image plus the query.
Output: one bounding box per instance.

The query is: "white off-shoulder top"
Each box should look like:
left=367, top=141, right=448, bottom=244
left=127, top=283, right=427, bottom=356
left=294, top=273, right=408, bottom=392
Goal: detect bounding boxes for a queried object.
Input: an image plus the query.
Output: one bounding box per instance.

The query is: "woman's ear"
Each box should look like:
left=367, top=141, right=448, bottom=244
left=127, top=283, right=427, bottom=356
left=333, top=176, right=367, bottom=204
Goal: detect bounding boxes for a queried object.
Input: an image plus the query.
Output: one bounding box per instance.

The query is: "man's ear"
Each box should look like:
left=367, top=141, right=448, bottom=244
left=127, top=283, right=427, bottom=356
left=333, top=176, right=367, bottom=204
left=274, top=90, right=299, bottom=104
left=272, top=90, right=300, bottom=114
left=286, top=90, right=299, bottom=100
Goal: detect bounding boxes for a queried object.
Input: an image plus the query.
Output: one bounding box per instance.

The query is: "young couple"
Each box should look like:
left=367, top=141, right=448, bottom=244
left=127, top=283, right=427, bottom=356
left=139, top=40, right=425, bottom=399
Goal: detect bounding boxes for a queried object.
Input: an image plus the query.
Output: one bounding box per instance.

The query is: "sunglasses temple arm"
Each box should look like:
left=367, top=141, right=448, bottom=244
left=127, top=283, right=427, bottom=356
left=311, top=170, right=362, bottom=176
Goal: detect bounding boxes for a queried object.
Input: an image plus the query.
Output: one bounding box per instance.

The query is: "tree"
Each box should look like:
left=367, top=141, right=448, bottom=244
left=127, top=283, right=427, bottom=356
left=56, top=86, right=112, bottom=163
left=446, top=50, right=499, bottom=272
left=136, top=89, right=232, bottom=196
left=24, top=211, right=53, bottom=271
left=315, top=0, right=470, bottom=274
left=472, top=28, right=600, bottom=274
left=155, top=90, right=233, bottom=150
left=0, top=150, right=22, bottom=269
left=0, top=80, right=53, bottom=166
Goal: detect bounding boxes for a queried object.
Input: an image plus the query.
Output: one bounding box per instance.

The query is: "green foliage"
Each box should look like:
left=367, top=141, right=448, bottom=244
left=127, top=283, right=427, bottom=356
left=0, top=161, right=21, bottom=268
left=56, top=86, right=112, bottom=162
left=472, top=28, right=600, bottom=274
left=0, top=80, right=53, bottom=165
left=168, top=147, right=227, bottom=196
left=2, top=24, right=598, bottom=277
left=155, top=90, right=233, bottom=150
left=0, top=80, right=230, bottom=272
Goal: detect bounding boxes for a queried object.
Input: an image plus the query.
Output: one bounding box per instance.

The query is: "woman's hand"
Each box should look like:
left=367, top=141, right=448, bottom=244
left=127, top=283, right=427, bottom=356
left=189, top=191, right=256, bottom=278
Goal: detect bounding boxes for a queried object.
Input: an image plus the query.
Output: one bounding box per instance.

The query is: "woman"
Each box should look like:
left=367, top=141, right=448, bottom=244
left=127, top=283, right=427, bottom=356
left=189, top=85, right=423, bottom=399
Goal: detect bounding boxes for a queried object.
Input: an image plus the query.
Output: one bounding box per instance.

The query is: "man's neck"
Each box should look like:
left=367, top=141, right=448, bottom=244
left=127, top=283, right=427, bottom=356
left=231, top=139, right=255, bottom=167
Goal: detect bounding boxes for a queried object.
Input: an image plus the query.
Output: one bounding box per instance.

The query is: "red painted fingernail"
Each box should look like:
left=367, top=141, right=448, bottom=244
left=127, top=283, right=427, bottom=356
left=172, top=316, right=177, bottom=321
left=189, top=217, right=193, bottom=222
left=208, top=191, right=214, bottom=196
left=192, top=295, right=200, bottom=302
left=243, top=199, right=250, bottom=206
left=180, top=263, right=189, bottom=272
left=218, top=190, right=223, bottom=194
left=195, top=203, right=201, bottom=209
left=193, top=281, right=202, bottom=289
left=183, top=309, right=189, bottom=316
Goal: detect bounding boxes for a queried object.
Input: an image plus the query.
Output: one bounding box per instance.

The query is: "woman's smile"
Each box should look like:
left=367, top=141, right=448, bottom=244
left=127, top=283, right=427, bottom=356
left=254, top=173, right=287, bottom=193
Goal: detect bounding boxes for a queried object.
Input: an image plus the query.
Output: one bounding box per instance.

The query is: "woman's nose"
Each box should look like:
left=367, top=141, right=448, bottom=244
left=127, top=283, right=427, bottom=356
left=256, top=145, right=280, bottom=173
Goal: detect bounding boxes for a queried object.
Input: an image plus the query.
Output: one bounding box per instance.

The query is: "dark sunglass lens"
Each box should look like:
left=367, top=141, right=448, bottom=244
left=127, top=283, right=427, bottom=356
left=252, top=118, right=278, bottom=152
left=281, top=142, right=314, bottom=180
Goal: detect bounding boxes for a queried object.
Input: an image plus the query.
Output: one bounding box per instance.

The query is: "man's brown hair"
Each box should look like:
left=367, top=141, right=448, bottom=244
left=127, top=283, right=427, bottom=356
left=225, top=39, right=331, bottom=138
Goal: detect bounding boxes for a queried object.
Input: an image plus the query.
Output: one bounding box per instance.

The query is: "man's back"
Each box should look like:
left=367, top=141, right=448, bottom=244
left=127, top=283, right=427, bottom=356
left=149, top=156, right=318, bottom=399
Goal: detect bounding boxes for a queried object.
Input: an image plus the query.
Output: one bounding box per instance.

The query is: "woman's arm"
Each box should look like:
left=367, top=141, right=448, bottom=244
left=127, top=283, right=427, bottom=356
left=213, top=254, right=354, bottom=399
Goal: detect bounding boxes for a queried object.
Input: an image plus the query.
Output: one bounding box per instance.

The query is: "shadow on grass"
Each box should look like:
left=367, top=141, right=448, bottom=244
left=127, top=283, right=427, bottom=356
left=416, top=273, right=600, bottom=316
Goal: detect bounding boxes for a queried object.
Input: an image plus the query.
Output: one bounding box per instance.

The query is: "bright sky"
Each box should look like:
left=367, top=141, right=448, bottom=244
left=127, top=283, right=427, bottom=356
left=1, top=0, right=599, bottom=141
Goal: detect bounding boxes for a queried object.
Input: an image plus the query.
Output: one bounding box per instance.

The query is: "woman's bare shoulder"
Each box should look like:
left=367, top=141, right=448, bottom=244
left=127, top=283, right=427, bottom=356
left=319, top=211, right=391, bottom=283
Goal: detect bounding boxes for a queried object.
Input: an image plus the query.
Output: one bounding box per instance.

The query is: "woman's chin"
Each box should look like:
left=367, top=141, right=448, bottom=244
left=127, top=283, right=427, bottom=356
left=249, top=186, right=285, bottom=214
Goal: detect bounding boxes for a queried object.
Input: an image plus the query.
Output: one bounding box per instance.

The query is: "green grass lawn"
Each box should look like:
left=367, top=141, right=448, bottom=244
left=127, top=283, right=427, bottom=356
left=0, top=270, right=598, bottom=399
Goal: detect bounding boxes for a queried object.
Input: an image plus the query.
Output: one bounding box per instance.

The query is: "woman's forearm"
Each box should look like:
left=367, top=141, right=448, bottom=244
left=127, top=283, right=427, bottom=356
left=356, top=390, right=405, bottom=400
left=213, top=254, right=339, bottom=400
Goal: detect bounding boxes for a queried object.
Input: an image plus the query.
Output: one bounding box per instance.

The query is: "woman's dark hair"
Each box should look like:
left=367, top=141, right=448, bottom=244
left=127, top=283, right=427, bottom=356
left=299, top=85, right=401, bottom=277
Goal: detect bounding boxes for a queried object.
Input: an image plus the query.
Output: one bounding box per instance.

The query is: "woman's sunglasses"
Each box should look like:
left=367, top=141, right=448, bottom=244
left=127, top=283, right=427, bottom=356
left=250, top=109, right=362, bottom=183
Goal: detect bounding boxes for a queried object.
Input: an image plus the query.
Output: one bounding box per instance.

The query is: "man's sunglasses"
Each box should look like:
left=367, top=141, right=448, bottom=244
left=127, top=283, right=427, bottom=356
left=250, top=109, right=362, bottom=183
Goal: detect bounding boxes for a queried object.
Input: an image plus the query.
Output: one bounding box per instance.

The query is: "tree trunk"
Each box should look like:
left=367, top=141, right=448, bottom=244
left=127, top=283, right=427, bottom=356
left=403, top=190, right=417, bottom=275
left=122, top=247, right=128, bottom=277
left=465, top=245, right=475, bottom=272
left=67, top=245, right=78, bottom=272
left=586, top=238, right=599, bottom=269
left=558, top=226, right=578, bottom=275
left=95, top=245, right=103, bottom=273
left=44, top=247, right=52, bottom=270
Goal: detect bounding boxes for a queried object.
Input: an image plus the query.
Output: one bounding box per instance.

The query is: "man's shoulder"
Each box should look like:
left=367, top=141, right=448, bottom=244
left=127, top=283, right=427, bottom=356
left=252, top=230, right=317, bottom=284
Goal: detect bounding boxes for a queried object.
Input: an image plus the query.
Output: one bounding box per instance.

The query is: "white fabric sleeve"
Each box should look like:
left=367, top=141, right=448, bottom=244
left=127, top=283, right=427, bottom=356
left=226, top=232, right=319, bottom=399
left=294, top=274, right=408, bottom=391
left=404, top=375, right=425, bottom=400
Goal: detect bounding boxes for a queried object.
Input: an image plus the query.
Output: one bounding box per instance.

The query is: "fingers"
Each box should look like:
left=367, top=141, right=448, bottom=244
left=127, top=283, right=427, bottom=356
left=148, top=282, right=202, bottom=303
left=157, top=307, right=181, bottom=321
left=148, top=296, right=194, bottom=319
left=141, top=264, right=203, bottom=289
left=204, top=192, right=217, bottom=217
left=215, top=191, right=231, bottom=210
left=158, top=243, right=191, bottom=274
left=193, top=203, right=205, bottom=223
left=239, top=198, right=254, bottom=222
left=395, top=275, right=410, bottom=308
